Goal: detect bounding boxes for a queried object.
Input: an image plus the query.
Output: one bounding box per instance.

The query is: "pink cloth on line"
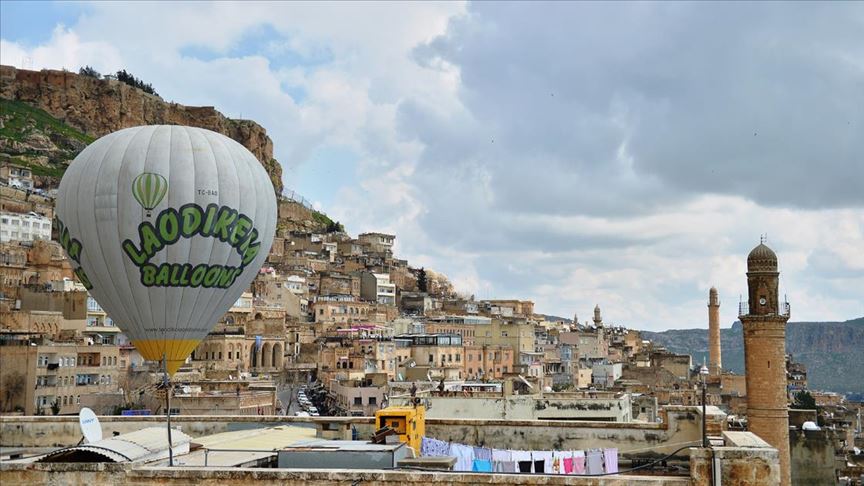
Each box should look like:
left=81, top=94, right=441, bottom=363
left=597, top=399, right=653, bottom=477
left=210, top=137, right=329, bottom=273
left=572, top=452, right=586, bottom=475
left=563, top=457, right=574, bottom=474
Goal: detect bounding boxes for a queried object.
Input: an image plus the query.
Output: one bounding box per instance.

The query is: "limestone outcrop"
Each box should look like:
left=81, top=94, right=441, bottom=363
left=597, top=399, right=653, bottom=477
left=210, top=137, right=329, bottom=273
left=0, top=65, right=282, bottom=195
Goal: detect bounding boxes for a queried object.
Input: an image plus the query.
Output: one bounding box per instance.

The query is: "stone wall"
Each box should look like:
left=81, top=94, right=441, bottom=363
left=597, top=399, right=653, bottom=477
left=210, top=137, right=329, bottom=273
left=789, top=428, right=838, bottom=485
left=0, top=463, right=691, bottom=486
left=395, top=393, right=632, bottom=422
left=690, top=432, right=780, bottom=486
left=0, top=406, right=722, bottom=462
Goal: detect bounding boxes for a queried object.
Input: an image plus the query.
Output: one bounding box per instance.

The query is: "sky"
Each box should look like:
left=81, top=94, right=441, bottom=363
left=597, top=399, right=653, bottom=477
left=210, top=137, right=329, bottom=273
left=2, top=1, right=862, bottom=331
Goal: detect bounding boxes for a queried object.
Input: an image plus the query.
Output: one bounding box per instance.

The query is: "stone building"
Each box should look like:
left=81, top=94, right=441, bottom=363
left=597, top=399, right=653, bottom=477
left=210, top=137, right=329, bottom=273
left=739, top=241, right=792, bottom=485
left=0, top=335, right=122, bottom=415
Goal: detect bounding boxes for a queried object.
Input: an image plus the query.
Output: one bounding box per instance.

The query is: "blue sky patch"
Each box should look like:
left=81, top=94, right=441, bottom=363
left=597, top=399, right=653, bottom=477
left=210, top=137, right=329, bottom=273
left=0, top=1, right=86, bottom=46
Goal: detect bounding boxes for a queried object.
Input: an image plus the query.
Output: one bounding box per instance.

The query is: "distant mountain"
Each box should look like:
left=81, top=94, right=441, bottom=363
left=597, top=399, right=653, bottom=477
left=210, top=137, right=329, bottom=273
left=641, top=317, right=864, bottom=395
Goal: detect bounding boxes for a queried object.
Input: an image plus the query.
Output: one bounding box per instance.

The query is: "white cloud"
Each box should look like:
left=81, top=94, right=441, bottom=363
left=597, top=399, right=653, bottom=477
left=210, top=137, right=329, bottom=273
left=0, top=25, right=122, bottom=72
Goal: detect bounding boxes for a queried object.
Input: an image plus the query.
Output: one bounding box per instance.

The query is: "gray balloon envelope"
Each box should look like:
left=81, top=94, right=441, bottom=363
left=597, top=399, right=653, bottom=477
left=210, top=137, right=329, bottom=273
left=55, top=125, right=276, bottom=374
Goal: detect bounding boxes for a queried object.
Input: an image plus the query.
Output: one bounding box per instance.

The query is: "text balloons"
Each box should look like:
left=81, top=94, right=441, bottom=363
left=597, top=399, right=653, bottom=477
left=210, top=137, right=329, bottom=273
left=55, top=125, right=277, bottom=375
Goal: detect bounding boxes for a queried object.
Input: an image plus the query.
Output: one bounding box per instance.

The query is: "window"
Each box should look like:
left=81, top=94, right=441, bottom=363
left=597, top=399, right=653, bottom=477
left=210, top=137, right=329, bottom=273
left=37, top=355, right=49, bottom=367
left=455, top=354, right=461, bottom=362
left=368, top=396, right=377, bottom=405
left=354, top=397, right=363, bottom=406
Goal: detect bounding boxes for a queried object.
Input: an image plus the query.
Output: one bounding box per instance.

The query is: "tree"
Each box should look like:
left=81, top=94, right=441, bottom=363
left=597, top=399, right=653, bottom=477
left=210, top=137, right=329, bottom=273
left=50, top=399, right=61, bottom=416
left=417, top=267, right=428, bottom=293
left=79, top=65, right=101, bottom=78
left=115, top=69, right=158, bottom=96
left=793, top=390, right=817, bottom=410
left=1, top=371, right=25, bottom=412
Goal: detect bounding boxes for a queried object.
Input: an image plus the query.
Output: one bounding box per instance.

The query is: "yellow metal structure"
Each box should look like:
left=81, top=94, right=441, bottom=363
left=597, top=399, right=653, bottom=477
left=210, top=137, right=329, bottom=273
left=375, top=404, right=425, bottom=454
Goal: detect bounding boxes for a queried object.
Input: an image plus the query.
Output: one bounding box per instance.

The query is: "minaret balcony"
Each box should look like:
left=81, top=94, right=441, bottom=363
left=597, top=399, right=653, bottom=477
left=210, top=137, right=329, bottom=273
left=738, top=300, right=790, bottom=318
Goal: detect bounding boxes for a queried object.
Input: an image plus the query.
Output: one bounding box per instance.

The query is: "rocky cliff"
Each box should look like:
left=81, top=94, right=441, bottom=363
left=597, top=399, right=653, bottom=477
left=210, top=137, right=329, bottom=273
left=0, top=65, right=282, bottom=195
left=642, top=317, right=864, bottom=395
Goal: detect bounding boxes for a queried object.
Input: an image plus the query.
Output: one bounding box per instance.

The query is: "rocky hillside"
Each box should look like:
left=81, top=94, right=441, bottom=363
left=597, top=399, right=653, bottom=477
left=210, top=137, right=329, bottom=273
left=0, top=98, right=93, bottom=185
left=641, top=317, right=864, bottom=395
left=0, top=65, right=282, bottom=195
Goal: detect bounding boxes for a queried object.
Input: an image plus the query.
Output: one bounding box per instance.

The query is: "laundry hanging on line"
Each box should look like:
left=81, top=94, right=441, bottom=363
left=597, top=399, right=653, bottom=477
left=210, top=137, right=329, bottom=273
left=419, top=436, right=619, bottom=475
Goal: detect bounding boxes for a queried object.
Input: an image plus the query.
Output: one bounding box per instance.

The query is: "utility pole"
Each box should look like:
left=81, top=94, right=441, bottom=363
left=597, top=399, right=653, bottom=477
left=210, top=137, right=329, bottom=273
left=163, top=353, right=173, bottom=466
left=700, top=364, right=709, bottom=447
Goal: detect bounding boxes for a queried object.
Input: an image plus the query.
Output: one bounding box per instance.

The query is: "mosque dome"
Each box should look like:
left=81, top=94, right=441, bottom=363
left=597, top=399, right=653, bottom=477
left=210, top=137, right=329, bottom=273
left=747, top=243, right=778, bottom=272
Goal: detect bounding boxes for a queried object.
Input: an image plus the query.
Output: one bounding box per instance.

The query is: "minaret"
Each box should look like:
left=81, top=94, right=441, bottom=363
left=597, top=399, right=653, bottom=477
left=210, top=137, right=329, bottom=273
left=740, top=241, right=791, bottom=485
left=708, top=287, right=721, bottom=376
left=593, top=304, right=603, bottom=327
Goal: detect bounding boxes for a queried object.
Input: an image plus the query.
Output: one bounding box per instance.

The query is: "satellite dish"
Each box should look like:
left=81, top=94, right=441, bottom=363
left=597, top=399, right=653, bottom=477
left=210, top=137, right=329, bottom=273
left=79, top=407, right=103, bottom=443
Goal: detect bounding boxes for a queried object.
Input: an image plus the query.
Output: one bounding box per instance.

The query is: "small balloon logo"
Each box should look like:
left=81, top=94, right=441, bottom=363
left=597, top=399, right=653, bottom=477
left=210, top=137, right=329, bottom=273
left=132, top=172, right=168, bottom=217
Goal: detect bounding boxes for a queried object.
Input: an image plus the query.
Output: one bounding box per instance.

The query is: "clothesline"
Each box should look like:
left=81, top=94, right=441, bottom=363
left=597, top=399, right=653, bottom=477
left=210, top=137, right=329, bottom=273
left=617, top=439, right=699, bottom=455
left=421, top=436, right=618, bottom=475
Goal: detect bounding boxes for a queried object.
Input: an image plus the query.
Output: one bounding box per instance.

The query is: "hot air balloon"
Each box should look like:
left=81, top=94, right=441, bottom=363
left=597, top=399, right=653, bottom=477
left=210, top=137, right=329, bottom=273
left=54, top=125, right=277, bottom=375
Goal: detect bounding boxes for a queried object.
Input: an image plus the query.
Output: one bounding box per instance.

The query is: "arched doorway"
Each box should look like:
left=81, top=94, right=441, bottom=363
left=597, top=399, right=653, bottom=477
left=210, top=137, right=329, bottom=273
left=249, top=343, right=258, bottom=369
left=262, top=342, right=273, bottom=368
left=272, top=343, right=282, bottom=369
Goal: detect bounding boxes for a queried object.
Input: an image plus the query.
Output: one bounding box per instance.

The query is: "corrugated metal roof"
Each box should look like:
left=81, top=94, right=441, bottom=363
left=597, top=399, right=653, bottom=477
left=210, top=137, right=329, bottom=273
left=196, top=425, right=316, bottom=450
left=163, top=425, right=316, bottom=467
left=38, top=427, right=191, bottom=463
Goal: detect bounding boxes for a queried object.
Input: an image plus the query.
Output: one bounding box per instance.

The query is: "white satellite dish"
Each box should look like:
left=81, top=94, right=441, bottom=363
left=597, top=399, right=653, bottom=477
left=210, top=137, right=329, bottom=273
left=79, top=407, right=103, bottom=443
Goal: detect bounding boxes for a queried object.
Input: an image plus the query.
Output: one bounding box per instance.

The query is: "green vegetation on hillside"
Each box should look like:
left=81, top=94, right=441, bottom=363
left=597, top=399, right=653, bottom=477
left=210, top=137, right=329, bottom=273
left=312, top=209, right=344, bottom=233
left=0, top=98, right=94, bottom=145
left=1, top=155, right=66, bottom=178
left=114, top=69, right=158, bottom=96
left=0, top=98, right=94, bottom=184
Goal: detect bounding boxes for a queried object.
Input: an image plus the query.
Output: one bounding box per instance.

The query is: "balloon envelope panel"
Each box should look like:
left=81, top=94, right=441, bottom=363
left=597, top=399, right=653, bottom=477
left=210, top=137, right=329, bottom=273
left=55, top=125, right=276, bottom=374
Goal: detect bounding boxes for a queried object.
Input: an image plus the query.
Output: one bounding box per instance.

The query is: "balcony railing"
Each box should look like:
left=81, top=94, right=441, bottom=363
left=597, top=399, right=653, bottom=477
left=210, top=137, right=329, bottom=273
left=738, top=300, right=790, bottom=317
